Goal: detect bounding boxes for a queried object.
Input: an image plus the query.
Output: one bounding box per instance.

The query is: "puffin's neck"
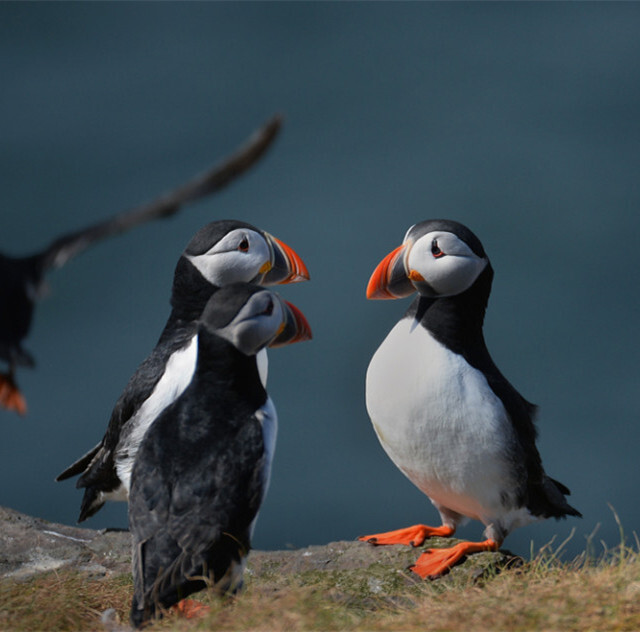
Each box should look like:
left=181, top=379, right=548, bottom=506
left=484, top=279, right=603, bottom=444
left=193, top=330, right=267, bottom=415
left=406, top=264, right=494, bottom=357
left=169, top=257, right=217, bottom=322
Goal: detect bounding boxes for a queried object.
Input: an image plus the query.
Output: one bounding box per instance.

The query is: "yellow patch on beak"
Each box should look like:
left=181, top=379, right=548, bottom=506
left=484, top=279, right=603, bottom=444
left=408, top=270, right=425, bottom=282
left=259, top=261, right=273, bottom=275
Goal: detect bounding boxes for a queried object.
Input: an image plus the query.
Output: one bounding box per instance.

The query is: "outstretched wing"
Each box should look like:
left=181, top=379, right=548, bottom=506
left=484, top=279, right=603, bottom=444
left=40, top=115, right=282, bottom=272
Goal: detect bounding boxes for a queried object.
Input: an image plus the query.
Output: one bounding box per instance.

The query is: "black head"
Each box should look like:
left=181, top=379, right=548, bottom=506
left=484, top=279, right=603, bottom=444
left=367, top=219, right=491, bottom=300
left=199, top=283, right=312, bottom=356
left=182, top=220, right=309, bottom=288
left=169, top=220, right=309, bottom=320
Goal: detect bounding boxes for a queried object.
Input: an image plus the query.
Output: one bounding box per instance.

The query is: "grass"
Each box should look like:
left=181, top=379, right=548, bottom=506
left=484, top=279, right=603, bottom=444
left=1, top=539, right=639, bottom=632
left=0, top=571, right=132, bottom=631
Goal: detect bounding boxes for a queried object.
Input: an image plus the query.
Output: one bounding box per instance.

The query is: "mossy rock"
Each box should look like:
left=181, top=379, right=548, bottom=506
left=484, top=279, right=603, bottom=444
left=0, top=506, right=519, bottom=596
left=246, top=538, right=520, bottom=604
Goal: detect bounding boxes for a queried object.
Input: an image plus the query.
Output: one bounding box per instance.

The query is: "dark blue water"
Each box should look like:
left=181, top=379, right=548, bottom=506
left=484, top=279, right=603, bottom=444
left=1, top=3, right=639, bottom=560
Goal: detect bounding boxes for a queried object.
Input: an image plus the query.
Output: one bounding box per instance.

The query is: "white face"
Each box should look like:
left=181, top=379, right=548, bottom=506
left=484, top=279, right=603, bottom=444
left=186, top=228, right=271, bottom=286
left=215, top=291, right=286, bottom=356
left=406, top=231, right=488, bottom=297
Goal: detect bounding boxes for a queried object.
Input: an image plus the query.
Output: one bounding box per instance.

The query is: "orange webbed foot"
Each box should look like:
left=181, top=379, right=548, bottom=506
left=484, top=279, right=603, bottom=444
left=0, top=374, right=27, bottom=416
left=358, top=524, right=455, bottom=547
left=173, top=598, right=210, bottom=619
left=409, top=538, right=499, bottom=579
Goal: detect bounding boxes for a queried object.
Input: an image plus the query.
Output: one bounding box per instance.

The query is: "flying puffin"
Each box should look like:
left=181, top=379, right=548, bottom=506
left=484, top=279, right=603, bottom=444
left=359, top=219, right=580, bottom=579
left=129, top=283, right=312, bottom=628
left=56, top=220, right=308, bottom=522
left=0, top=114, right=281, bottom=415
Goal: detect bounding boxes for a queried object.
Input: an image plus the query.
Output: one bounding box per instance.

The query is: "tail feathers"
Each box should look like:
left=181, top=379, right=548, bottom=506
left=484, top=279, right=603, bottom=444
left=131, top=571, right=210, bottom=628
left=541, top=476, right=582, bottom=519
left=130, top=540, right=246, bottom=628
left=77, top=487, right=105, bottom=523
left=55, top=443, right=101, bottom=481
left=548, top=476, right=572, bottom=497
left=129, top=593, right=148, bottom=629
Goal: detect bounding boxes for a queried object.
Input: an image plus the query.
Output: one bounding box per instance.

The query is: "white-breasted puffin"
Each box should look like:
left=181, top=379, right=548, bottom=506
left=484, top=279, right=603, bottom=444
left=129, top=283, right=312, bottom=628
left=0, top=114, right=281, bottom=416
left=56, top=220, right=308, bottom=522
left=359, top=219, right=580, bottom=579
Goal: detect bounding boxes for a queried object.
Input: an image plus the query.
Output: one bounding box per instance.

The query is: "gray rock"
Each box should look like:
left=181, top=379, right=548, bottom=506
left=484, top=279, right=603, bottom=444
left=0, top=505, right=518, bottom=588
left=0, top=506, right=131, bottom=580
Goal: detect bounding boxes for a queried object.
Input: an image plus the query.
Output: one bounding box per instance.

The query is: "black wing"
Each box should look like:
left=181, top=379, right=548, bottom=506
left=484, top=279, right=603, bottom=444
left=408, top=280, right=580, bottom=521
left=54, top=441, right=101, bottom=482
left=470, top=342, right=581, bottom=519
left=56, top=323, right=198, bottom=522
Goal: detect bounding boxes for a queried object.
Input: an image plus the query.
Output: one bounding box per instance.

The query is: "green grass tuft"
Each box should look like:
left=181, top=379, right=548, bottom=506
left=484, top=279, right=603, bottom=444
left=2, top=541, right=640, bottom=631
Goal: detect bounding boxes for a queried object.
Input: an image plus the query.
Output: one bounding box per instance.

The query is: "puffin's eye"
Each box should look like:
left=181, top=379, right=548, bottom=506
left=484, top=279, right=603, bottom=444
left=261, top=297, right=274, bottom=316
left=238, top=236, right=250, bottom=252
left=431, top=239, right=445, bottom=258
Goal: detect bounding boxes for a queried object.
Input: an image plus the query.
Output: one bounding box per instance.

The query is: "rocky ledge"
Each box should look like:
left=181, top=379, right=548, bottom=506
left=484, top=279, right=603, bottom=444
left=0, top=505, right=517, bottom=587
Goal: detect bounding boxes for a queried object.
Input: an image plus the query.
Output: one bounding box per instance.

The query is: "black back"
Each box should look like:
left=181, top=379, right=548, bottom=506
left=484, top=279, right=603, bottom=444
left=129, top=327, right=268, bottom=626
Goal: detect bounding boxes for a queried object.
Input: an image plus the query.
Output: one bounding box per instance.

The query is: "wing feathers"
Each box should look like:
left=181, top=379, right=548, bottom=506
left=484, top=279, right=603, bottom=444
left=40, top=115, right=282, bottom=271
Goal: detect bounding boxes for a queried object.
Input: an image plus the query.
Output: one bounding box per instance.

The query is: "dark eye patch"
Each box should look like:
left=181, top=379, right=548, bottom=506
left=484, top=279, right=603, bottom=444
left=262, top=297, right=274, bottom=316
left=431, top=239, right=445, bottom=258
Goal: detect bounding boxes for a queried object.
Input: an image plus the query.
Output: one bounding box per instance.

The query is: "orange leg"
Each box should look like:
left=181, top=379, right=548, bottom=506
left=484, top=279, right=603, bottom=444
left=359, top=523, right=455, bottom=547
left=172, top=598, right=210, bottom=619
left=410, top=538, right=499, bottom=579
left=0, top=373, right=27, bottom=416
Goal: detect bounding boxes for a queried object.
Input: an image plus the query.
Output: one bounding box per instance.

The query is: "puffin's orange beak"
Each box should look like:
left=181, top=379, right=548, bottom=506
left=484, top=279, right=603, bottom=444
left=366, top=244, right=415, bottom=300
left=262, top=233, right=310, bottom=285
left=269, top=300, right=313, bottom=347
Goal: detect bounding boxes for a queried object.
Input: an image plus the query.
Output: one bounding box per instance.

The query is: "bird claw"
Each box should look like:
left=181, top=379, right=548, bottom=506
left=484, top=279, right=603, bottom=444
left=0, top=373, right=27, bottom=415
left=358, top=523, right=455, bottom=547
left=173, top=598, right=210, bottom=619
left=409, top=539, right=499, bottom=580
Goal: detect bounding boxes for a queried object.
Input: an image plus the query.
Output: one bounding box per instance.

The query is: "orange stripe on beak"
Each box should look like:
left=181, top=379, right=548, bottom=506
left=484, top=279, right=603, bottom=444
left=284, top=300, right=313, bottom=343
left=272, top=236, right=310, bottom=283
left=366, top=244, right=407, bottom=299
left=269, top=300, right=313, bottom=348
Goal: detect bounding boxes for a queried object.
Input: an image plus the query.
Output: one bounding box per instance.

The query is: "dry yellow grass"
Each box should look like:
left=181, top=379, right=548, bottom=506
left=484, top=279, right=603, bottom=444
left=0, top=571, right=131, bottom=631
left=2, top=544, right=639, bottom=632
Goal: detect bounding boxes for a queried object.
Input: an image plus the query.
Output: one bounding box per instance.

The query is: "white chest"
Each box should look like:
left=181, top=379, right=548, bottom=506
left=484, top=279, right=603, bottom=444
left=248, top=396, right=278, bottom=538
left=365, top=318, right=517, bottom=520
left=116, top=335, right=199, bottom=492
left=256, top=348, right=269, bottom=387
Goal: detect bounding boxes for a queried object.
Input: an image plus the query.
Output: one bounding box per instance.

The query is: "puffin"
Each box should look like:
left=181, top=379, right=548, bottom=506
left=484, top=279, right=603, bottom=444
left=359, top=219, right=581, bottom=579
left=129, top=283, right=312, bottom=628
left=56, top=220, right=308, bottom=522
left=0, top=114, right=281, bottom=415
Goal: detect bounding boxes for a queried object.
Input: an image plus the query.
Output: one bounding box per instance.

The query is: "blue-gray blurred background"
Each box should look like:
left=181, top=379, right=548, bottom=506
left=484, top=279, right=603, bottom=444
left=1, top=3, right=638, bottom=560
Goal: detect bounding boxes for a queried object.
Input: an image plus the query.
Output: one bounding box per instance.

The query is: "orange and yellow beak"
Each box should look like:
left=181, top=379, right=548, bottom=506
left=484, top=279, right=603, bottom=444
left=366, top=243, right=416, bottom=300
left=269, top=299, right=313, bottom=347
left=262, top=233, right=310, bottom=285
